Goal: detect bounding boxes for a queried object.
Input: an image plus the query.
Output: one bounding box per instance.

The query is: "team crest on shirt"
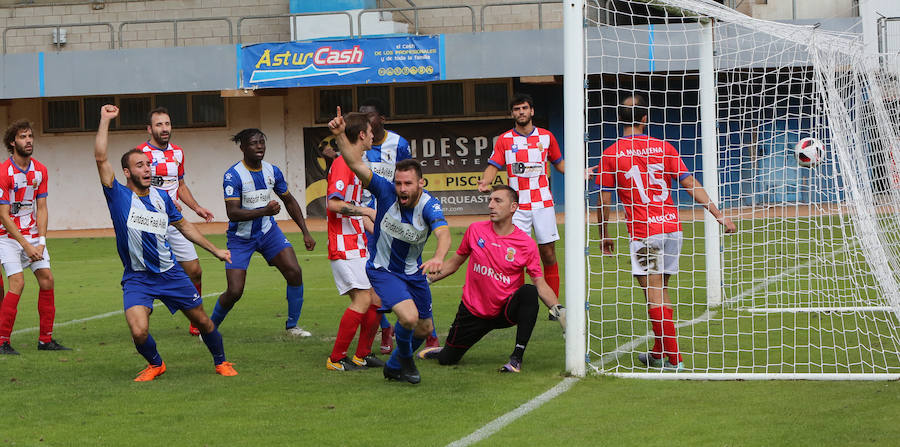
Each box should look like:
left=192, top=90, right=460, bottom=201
left=505, top=247, right=516, bottom=262
left=477, top=237, right=485, bottom=248
left=153, top=198, right=165, bottom=212
left=267, top=177, right=275, bottom=187
left=336, top=180, right=345, bottom=191
left=225, top=185, right=234, bottom=196
left=511, top=144, right=518, bottom=153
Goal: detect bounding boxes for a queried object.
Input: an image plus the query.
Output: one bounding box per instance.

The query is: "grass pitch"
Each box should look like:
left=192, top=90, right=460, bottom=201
left=2, top=228, right=898, bottom=446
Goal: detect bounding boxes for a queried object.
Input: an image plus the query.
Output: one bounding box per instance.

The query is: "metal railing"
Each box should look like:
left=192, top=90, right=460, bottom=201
left=118, top=17, right=233, bottom=48
left=2, top=22, right=113, bottom=53
left=0, top=2, right=562, bottom=53
left=358, top=5, right=476, bottom=35
left=377, top=0, right=416, bottom=29
left=481, top=0, right=558, bottom=32
left=236, top=11, right=354, bottom=44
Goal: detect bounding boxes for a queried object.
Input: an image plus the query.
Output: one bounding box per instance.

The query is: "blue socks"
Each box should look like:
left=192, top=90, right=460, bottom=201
left=134, top=333, right=162, bottom=366
left=211, top=301, right=231, bottom=328
left=199, top=328, right=226, bottom=365
left=380, top=314, right=390, bottom=329
left=411, top=336, right=425, bottom=352
left=285, top=285, right=303, bottom=329
left=386, top=322, right=414, bottom=370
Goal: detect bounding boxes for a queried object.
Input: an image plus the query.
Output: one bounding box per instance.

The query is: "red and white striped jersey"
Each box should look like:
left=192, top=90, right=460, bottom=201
left=136, top=141, right=184, bottom=202
left=0, top=157, right=48, bottom=239
left=489, top=127, right=563, bottom=210
left=326, top=156, right=367, bottom=260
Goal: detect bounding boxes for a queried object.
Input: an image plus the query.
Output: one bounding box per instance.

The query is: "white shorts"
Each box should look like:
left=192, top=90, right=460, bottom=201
left=330, top=257, right=371, bottom=295
left=512, top=207, right=560, bottom=244
left=629, top=231, right=683, bottom=276
left=167, top=225, right=199, bottom=262
left=0, top=237, right=51, bottom=276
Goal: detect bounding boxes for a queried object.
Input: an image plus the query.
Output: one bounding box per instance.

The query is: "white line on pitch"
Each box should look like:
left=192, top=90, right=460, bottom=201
left=446, top=377, right=580, bottom=447
left=10, top=291, right=222, bottom=335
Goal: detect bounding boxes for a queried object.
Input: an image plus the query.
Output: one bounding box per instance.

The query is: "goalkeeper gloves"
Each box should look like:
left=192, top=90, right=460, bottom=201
left=548, top=304, right=567, bottom=335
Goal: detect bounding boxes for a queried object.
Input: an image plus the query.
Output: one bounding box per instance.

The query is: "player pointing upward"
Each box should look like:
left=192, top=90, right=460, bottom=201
left=329, top=107, right=451, bottom=384
left=596, top=94, right=736, bottom=371
left=94, top=105, right=235, bottom=381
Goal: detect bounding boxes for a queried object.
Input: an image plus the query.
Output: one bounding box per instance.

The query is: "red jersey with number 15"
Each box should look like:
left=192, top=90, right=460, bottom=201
left=597, top=134, right=691, bottom=239
left=0, top=157, right=48, bottom=239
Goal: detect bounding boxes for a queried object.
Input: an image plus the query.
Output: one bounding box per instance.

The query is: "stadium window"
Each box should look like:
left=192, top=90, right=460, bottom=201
left=155, top=94, right=189, bottom=127
left=474, top=82, right=509, bottom=113
left=119, top=96, right=152, bottom=129
left=45, top=100, right=81, bottom=132
left=318, top=88, right=353, bottom=123
left=191, top=94, right=226, bottom=126
left=44, top=92, right=225, bottom=133
left=394, top=85, right=428, bottom=116
left=432, top=82, right=464, bottom=116
left=357, top=85, right=391, bottom=117
left=83, top=96, right=116, bottom=131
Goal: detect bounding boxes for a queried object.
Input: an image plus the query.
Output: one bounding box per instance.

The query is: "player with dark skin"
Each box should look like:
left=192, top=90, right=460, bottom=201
left=216, top=131, right=316, bottom=312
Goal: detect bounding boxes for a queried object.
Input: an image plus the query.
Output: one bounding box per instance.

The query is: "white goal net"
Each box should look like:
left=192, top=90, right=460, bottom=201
left=581, top=0, right=900, bottom=378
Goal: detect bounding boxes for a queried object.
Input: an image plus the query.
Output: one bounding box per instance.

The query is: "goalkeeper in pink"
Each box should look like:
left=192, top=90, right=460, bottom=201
left=417, top=185, right=564, bottom=372
left=596, top=94, right=736, bottom=371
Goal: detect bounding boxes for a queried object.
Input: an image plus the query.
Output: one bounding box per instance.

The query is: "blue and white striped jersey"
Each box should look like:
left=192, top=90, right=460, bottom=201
left=366, top=174, right=447, bottom=276
left=362, top=130, right=411, bottom=206
left=223, top=160, right=288, bottom=239
left=103, top=179, right=183, bottom=275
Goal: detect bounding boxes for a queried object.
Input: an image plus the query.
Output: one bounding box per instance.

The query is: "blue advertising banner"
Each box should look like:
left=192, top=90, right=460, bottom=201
left=240, top=36, right=443, bottom=88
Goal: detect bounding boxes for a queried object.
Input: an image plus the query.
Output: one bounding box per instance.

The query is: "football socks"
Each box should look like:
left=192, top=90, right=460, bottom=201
left=0, top=292, right=21, bottom=343
left=331, top=308, right=363, bottom=362
left=285, top=284, right=303, bottom=329
left=199, top=328, right=227, bottom=365
left=37, top=289, right=55, bottom=344
left=134, top=333, right=163, bottom=366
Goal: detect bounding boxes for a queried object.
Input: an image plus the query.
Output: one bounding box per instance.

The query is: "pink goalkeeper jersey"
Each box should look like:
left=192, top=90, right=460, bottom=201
left=457, top=220, right=543, bottom=319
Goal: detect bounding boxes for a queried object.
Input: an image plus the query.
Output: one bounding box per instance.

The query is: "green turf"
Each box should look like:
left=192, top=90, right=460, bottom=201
left=2, top=228, right=899, bottom=446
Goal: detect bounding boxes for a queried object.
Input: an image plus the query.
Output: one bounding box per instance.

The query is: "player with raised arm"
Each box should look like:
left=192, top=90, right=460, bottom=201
left=478, top=93, right=566, bottom=323
left=417, top=185, right=564, bottom=372
left=359, top=98, right=441, bottom=352
left=324, top=148, right=385, bottom=371
left=596, top=94, right=737, bottom=371
left=94, top=105, right=235, bottom=380
left=210, top=129, right=317, bottom=336
left=0, top=120, right=66, bottom=355
left=329, top=107, right=451, bottom=384
left=137, top=107, right=215, bottom=336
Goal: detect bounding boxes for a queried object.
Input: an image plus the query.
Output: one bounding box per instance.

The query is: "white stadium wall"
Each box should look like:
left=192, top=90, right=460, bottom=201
left=0, top=90, right=315, bottom=231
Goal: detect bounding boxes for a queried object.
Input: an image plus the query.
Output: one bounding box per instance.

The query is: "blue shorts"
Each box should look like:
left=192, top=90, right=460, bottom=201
left=226, top=225, right=292, bottom=270
left=122, top=266, right=202, bottom=314
left=367, top=267, right=432, bottom=320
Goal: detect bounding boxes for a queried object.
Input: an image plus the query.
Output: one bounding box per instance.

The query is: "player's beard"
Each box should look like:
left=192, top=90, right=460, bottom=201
left=151, top=128, right=170, bottom=146
left=13, top=142, right=33, bottom=158
left=129, top=170, right=150, bottom=190
left=515, top=115, right=532, bottom=127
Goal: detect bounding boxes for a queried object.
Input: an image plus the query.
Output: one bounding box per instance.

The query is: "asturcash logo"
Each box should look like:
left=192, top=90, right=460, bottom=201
left=249, top=46, right=369, bottom=84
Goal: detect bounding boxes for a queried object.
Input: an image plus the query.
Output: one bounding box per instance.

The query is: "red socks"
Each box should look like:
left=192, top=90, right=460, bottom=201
left=544, top=263, right=560, bottom=296
left=331, top=308, right=363, bottom=362
left=0, top=291, right=21, bottom=343
left=356, top=304, right=380, bottom=359
left=37, top=289, right=55, bottom=343
left=647, top=305, right=681, bottom=364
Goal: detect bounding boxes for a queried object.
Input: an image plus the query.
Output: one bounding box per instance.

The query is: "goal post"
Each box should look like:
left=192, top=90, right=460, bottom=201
left=573, top=0, right=900, bottom=379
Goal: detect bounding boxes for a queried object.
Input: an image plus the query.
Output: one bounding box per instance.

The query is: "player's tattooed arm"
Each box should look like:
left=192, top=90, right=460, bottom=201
left=281, top=191, right=316, bottom=251
left=327, top=198, right=375, bottom=221
left=94, top=104, right=119, bottom=188
left=172, top=219, right=231, bottom=263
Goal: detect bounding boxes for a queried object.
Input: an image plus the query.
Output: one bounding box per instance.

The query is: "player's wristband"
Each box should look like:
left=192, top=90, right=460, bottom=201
left=38, top=236, right=46, bottom=245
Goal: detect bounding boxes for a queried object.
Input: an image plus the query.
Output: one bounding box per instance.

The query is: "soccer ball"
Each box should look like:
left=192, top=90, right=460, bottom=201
left=795, top=137, right=825, bottom=168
